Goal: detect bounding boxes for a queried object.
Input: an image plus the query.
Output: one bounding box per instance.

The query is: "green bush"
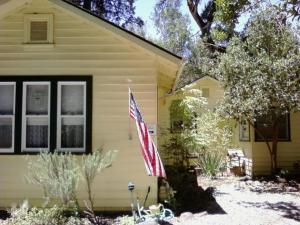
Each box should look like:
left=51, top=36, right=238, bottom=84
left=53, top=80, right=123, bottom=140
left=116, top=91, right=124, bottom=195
left=26, top=149, right=117, bottom=211
left=26, top=151, right=79, bottom=208
left=197, top=151, right=226, bottom=178
left=118, top=215, right=134, bottom=225
left=4, top=201, right=89, bottom=225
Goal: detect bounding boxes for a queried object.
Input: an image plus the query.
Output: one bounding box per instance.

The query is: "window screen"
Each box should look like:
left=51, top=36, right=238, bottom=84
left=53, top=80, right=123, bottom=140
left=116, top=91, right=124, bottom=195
left=30, top=21, right=48, bottom=42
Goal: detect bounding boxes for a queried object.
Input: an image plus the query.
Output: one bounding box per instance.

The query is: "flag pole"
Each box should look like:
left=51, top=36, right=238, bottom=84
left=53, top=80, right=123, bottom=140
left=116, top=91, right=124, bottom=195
left=127, top=79, right=132, bottom=140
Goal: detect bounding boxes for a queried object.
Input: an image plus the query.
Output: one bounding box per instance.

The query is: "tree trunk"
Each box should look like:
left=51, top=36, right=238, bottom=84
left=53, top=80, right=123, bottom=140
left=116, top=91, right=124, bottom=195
left=248, top=118, right=278, bottom=175
left=270, top=114, right=279, bottom=175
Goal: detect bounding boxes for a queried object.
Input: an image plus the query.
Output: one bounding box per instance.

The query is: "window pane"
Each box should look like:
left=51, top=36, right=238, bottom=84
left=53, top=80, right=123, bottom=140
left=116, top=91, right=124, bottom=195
left=26, top=85, right=48, bottom=115
left=255, top=113, right=289, bottom=141
left=0, top=85, right=14, bottom=115
left=26, top=117, right=48, bottom=148
left=0, top=118, right=12, bottom=148
left=61, top=117, right=84, bottom=148
left=61, top=85, right=84, bottom=115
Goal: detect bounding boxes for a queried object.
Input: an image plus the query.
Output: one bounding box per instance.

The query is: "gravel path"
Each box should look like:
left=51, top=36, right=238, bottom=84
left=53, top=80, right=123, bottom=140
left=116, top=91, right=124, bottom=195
left=171, top=182, right=300, bottom=225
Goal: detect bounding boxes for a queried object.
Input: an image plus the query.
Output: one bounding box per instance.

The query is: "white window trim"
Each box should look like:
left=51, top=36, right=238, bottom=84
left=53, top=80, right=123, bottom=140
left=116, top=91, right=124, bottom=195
left=0, top=82, right=15, bottom=153
left=24, top=14, right=54, bottom=44
left=21, top=82, right=51, bottom=152
left=57, top=82, right=86, bottom=153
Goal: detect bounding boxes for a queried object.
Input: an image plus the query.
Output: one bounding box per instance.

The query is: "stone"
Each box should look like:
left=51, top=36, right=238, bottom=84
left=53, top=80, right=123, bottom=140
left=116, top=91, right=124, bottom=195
left=179, top=212, right=194, bottom=221
left=246, top=180, right=253, bottom=185
left=253, top=181, right=261, bottom=186
left=138, top=220, right=159, bottom=225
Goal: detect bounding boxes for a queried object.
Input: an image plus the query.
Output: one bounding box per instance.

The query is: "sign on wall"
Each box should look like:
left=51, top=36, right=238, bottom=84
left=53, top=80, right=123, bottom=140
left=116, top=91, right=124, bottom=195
left=148, top=124, right=157, bottom=136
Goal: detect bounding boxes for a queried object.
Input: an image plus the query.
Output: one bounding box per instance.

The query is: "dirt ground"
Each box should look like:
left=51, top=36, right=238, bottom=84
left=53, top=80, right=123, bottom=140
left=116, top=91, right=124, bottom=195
left=168, top=177, right=300, bottom=225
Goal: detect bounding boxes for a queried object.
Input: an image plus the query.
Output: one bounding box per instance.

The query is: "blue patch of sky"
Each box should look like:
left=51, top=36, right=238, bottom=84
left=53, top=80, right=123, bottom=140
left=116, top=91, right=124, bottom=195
left=134, top=0, right=200, bottom=38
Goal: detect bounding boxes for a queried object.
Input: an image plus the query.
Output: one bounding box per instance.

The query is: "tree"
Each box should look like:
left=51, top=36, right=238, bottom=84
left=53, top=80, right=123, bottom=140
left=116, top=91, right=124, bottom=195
left=69, top=0, right=143, bottom=28
left=153, top=0, right=192, bottom=56
left=163, top=85, right=207, bottom=168
left=187, top=0, right=251, bottom=51
left=217, top=8, right=300, bottom=174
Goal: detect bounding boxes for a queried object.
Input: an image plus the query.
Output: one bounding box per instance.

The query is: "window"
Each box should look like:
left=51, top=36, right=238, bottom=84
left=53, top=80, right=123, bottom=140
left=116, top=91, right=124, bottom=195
left=22, top=82, right=50, bottom=152
left=255, top=113, right=290, bottom=141
left=24, top=14, right=53, bottom=44
left=202, top=88, right=209, bottom=98
left=57, top=82, right=86, bottom=152
left=0, top=83, right=15, bottom=153
left=0, top=76, right=92, bottom=154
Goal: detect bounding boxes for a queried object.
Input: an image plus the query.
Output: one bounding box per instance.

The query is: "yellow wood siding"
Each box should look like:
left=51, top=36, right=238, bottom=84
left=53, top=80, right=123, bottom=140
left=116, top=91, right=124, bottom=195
left=0, top=0, right=178, bottom=210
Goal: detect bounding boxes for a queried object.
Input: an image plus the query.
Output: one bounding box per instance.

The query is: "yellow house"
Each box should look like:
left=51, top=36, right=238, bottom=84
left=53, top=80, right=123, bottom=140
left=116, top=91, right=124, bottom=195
left=160, top=75, right=300, bottom=176
left=0, top=0, right=184, bottom=210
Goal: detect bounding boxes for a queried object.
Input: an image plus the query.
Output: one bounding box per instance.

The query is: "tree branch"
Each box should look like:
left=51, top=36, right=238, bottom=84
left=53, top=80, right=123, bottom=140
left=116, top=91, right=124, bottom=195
left=187, top=0, right=206, bottom=29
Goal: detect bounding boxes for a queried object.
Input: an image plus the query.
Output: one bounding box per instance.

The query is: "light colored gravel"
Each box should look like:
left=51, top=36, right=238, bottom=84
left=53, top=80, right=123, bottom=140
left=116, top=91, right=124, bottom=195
left=171, top=181, right=300, bottom=225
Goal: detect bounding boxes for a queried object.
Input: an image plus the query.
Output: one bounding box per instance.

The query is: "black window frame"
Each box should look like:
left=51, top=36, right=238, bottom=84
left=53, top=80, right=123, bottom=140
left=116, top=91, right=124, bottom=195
left=0, top=76, right=92, bottom=155
left=254, top=113, right=291, bottom=142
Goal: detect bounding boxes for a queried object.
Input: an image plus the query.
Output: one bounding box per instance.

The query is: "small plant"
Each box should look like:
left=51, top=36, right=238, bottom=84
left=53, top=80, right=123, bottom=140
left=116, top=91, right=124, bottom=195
left=82, top=149, right=117, bottom=210
left=3, top=201, right=79, bottom=225
left=26, top=149, right=117, bottom=212
left=197, top=151, right=226, bottom=178
left=26, top=151, right=80, bottom=208
left=118, top=215, right=134, bottom=225
left=194, top=110, right=232, bottom=178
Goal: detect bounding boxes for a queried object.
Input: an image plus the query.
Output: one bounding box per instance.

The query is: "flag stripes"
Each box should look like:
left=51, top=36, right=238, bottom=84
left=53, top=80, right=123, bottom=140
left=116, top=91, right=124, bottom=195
left=129, top=88, right=166, bottom=178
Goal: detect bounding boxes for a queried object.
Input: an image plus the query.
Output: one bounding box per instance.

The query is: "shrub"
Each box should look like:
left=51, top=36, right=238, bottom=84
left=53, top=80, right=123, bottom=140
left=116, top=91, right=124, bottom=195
left=195, top=111, right=232, bottom=177
left=26, top=149, right=117, bottom=211
left=197, top=151, right=226, bottom=178
left=118, top=215, right=134, bottom=225
left=26, top=151, right=80, bottom=208
left=163, top=86, right=207, bottom=168
left=82, top=149, right=117, bottom=210
left=4, top=201, right=74, bottom=225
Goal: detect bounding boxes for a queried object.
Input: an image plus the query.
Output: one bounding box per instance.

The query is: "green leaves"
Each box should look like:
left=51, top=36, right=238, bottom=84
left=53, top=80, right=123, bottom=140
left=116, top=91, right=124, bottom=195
left=218, top=8, right=300, bottom=121
left=26, top=149, right=117, bottom=209
left=153, top=0, right=192, bottom=56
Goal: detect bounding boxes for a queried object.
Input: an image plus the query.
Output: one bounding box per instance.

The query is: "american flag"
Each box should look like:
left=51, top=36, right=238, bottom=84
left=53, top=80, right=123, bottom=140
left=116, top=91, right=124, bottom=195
left=129, top=88, right=166, bottom=178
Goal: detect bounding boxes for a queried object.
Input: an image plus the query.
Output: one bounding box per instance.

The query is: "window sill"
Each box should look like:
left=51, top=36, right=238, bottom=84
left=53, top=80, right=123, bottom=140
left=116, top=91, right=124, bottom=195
left=23, top=43, right=55, bottom=51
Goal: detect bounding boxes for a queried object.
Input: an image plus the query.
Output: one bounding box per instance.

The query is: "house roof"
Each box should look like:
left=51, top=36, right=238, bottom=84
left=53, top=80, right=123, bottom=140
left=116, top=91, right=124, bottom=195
left=49, top=0, right=183, bottom=68
left=60, top=0, right=182, bottom=61
left=0, top=0, right=183, bottom=67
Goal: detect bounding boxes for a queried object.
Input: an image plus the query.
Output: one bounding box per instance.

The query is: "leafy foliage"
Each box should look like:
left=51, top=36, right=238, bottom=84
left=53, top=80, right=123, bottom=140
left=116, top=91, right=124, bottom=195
left=179, top=40, right=220, bottom=87
left=3, top=201, right=89, bottom=225
left=26, top=149, right=117, bottom=209
left=217, top=8, right=300, bottom=173
left=195, top=111, right=231, bottom=177
left=118, top=215, right=134, bottom=225
left=153, top=0, right=192, bottom=56
left=197, top=151, right=226, bottom=178
left=163, top=87, right=207, bottom=167
left=218, top=8, right=300, bottom=120
left=69, top=0, right=143, bottom=28
left=195, top=111, right=232, bottom=156
left=26, top=151, right=80, bottom=207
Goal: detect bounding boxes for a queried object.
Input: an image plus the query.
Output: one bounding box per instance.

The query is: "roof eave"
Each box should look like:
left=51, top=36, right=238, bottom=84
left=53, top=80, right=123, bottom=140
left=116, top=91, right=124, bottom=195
left=49, top=0, right=182, bottom=67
